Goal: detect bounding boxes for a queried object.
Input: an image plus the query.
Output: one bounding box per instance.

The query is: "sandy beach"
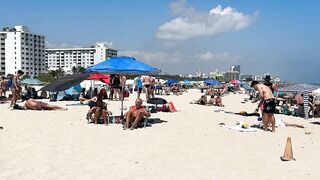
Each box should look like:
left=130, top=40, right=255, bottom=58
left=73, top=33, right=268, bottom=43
left=1, top=89, right=320, bottom=180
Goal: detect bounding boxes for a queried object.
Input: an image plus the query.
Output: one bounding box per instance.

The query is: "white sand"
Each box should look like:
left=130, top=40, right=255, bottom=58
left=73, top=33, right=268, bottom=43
left=1, top=89, right=320, bottom=180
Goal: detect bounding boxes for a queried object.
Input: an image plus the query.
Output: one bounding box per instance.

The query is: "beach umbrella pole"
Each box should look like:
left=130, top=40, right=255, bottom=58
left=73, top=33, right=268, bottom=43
left=121, top=85, right=124, bottom=117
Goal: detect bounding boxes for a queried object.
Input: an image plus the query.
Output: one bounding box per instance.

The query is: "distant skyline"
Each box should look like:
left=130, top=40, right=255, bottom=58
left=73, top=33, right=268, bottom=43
left=1, top=0, right=319, bottom=83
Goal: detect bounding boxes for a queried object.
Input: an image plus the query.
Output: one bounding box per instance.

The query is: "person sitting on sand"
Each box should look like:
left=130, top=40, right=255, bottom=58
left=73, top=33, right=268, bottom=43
left=171, top=84, right=180, bottom=95
left=207, top=95, right=215, bottom=105
left=214, top=94, right=224, bottom=107
left=195, top=95, right=207, bottom=105
left=87, top=89, right=110, bottom=125
left=124, top=98, right=150, bottom=130
left=24, top=98, right=67, bottom=111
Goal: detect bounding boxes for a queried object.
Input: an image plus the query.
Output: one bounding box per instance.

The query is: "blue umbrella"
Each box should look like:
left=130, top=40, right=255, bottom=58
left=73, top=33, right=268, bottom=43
left=165, top=79, right=178, bottom=86
left=86, top=56, right=159, bottom=74
left=204, top=79, right=220, bottom=85
left=183, top=80, right=190, bottom=85
left=20, top=78, right=44, bottom=85
left=86, top=56, right=159, bottom=117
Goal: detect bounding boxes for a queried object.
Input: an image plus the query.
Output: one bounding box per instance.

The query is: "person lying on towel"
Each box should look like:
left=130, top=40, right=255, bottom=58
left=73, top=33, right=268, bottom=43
left=24, top=98, right=67, bottom=111
left=124, top=98, right=150, bottom=130
left=157, top=102, right=177, bottom=113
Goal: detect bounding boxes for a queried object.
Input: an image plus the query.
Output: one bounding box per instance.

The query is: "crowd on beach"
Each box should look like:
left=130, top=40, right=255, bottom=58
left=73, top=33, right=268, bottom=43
left=1, top=69, right=319, bottom=132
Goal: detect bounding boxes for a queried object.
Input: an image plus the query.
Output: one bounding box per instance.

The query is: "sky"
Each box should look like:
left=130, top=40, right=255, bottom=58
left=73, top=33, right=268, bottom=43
left=1, top=0, right=320, bottom=83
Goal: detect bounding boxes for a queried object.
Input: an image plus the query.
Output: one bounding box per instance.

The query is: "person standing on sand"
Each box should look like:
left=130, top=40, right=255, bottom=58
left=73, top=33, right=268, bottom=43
left=0, top=76, right=7, bottom=97
left=263, top=75, right=279, bottom=99
left=10, top=70, right=24, bottom=108
left=142, top=75, right=152, bottom=101
left=134, top=76, right=143, bottom=98
left=251, top=81, right=276, bottom=132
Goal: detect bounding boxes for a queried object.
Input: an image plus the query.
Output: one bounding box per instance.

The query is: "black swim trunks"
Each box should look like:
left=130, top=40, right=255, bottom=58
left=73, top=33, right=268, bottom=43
left=263, top=99, right=276, bottom=113
left=144, top=84, right=151, bottom=88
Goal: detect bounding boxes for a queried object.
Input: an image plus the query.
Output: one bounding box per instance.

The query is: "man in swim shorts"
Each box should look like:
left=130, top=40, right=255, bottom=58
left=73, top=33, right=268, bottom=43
left=251, top=81, right=276, bottom=132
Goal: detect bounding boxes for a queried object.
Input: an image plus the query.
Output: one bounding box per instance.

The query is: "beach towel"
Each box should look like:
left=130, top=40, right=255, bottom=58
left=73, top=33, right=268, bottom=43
left=226, top=125, right=258, bottom=132
left=169, top=102, right=177, bottom=112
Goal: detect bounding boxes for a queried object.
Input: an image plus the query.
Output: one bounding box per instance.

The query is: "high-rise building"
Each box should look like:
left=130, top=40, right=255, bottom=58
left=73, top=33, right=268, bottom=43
left=230, top=65, right=240, bottom=74
left=46, top=43, right=117, bottom=74
left=0, top=26, right=46, bottom=77
left=223, top=71, right=240, bottom=81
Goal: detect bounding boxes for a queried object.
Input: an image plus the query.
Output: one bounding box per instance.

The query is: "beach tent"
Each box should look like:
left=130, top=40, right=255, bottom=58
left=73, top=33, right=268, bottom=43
left=204, top=79, right=220, bottom=85
left=165, top=79, right=178, bottom=86
left=56, top=84, right=81, bottom=101
left=279, top=83, right=319, bottom=93
left=86, top=56, right=160, bottom=116
left=20, top=78, right=44, bottom=85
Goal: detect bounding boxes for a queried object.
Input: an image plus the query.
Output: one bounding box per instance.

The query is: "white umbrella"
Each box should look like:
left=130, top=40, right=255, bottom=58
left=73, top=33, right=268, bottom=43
left=313, top=88, right=320, bottom=95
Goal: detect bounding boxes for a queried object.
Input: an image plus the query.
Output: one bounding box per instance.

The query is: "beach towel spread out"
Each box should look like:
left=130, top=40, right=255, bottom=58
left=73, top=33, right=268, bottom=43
left=226, top=125, right=258, bottom=132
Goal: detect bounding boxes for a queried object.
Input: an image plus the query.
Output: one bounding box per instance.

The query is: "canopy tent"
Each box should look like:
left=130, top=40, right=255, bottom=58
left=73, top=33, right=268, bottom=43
left=20, top=78, right=44, bottom=85
left=86, top=56, right=160, bottom=117
left=165, top=79, right=178, bottom=86
left=204, top=79, right=220, bottom=85
left=86, top=56, right=160, bottom=74
left=279, top=83, right=319, bottom=93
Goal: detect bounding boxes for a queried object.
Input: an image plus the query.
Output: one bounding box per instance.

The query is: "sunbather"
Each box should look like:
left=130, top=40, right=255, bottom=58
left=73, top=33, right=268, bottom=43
left=24, top=98, right=67, bottom=111
left=124, top=98, right=150, bottom=130
left=157, top=102, right=177, bottom=113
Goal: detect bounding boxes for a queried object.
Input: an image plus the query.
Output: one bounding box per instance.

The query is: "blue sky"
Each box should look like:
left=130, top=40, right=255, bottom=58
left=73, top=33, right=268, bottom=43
left=1, top=0, right=319, bottom=82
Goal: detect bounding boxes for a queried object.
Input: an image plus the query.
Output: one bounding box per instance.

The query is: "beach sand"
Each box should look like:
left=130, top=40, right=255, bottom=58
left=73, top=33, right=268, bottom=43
left=1, top=89, right=320, bottom=180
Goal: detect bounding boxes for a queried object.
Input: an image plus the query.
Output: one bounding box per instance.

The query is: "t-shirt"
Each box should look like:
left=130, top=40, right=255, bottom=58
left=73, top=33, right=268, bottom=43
left=134, top=77, right=143, bottom=88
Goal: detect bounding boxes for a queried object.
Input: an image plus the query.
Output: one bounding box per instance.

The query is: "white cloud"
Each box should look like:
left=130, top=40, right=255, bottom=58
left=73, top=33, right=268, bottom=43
left=196, top=51, right=240, bottom=62
left=119, top=50, right=182, bottom=65
left=45, top=41, right=80, bottom=48
left=156, top=1, right=258, bottom=40
left=95, top=41, right=114, bottom=48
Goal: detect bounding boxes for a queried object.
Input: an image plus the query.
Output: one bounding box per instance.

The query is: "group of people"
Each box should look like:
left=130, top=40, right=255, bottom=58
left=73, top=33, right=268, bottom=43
left=134, top=75, right=157, bottom=100
left=194, top=94, right=224, bottom=107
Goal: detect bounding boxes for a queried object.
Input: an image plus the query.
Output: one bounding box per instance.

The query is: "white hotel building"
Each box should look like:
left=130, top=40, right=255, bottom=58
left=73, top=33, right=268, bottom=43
left=46, top=43, right=117, bottom=74
left=0, top=26, right=46, bottom=77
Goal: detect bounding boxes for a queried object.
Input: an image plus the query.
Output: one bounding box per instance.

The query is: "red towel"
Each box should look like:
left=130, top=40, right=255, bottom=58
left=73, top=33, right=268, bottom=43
left=169, top=102, right=177, bottom=112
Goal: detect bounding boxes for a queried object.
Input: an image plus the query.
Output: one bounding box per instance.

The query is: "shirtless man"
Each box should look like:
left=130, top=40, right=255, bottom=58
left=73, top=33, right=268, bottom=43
left=142, top=75, right=152, bottom=100
left=0, top=76, right=7, bottom=97
left=10, top=70, right=24, bottom=108
left=251, top=81, right=276, bottom=132
left=24, top=98, right=67, bottom=111
left=124, top=98, right=150, bottom=130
